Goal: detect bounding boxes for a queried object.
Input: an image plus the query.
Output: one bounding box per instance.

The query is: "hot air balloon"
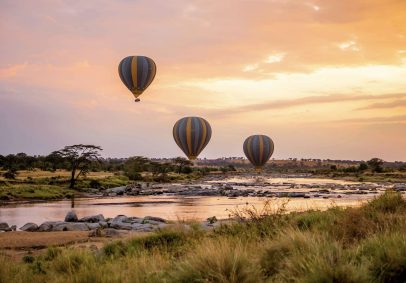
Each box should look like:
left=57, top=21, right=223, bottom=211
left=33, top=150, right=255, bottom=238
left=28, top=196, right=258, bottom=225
left=243, top=135, right=274, bottom=170
left=118, top=56, right=156, bottom=102
left=173, top=117, right=212, bottom=160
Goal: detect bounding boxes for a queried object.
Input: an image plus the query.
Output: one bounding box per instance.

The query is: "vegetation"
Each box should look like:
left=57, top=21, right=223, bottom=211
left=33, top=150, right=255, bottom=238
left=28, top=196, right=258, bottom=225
left=1, top=191, right=405, bottom=282
left=52, top=144, right=103, bottom=189
left=0, top=184, right=74, bottom=201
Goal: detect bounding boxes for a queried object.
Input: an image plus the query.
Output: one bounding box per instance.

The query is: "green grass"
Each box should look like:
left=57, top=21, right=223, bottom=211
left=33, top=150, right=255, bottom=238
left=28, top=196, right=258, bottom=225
left=1, top=191, right=406, bottom=282
left=0, top=183, right=74, bottom=201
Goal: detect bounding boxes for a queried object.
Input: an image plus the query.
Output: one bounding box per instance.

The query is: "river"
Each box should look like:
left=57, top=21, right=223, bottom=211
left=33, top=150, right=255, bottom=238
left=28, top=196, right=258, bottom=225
left=0, top=177, right=384, bottom=229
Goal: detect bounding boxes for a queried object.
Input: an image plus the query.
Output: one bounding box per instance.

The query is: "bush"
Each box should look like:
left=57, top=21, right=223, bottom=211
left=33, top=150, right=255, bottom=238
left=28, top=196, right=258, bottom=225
left=170, top=239, right=261, bottom=283
left=260, top=230, right=369, bottom=282
left=128, top=229, right=187, bottom=252
left=365, top=191, right=406, bottom=214
left=125, top=171, right=143, bottom=181
left=331, top=207, right=376, bottom=244
left=89, top=179, right=101, bottom=189
left=3, top=170, right=16, bottom=179
left=357, top=233, right=406, bottom=282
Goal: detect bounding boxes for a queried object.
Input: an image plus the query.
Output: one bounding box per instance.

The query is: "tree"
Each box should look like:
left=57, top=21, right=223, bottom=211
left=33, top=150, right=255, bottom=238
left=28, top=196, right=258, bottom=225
left=3, top=168, right=17, bottom=179
left=123, top=156, right=150, bottom=180
left=358, top=162, right=368, bottom=171
left=367, top=158, right=384, bottom=173
left=52, top=144, right=102, bottom=189
left=172, top=157, right=193, bottom=174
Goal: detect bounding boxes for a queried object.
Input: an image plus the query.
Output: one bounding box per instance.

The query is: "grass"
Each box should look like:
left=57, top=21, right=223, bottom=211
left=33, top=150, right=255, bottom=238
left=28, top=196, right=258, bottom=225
left=0, top=171, right=130, bottom=201
left=1, top=191, right=406, bottom=282
left=0, top=183, right=74, bottom=201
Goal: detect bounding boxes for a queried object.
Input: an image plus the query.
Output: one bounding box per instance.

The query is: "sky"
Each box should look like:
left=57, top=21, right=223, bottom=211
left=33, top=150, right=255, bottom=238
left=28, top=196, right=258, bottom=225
left=0, top=0, right=405, bottom=161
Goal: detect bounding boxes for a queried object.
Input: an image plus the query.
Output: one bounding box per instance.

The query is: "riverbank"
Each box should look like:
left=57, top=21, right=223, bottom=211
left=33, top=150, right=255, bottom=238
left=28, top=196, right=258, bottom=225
left=1, top=191, right=405, bottom=282
left=1, top=170, right=406, bottom=204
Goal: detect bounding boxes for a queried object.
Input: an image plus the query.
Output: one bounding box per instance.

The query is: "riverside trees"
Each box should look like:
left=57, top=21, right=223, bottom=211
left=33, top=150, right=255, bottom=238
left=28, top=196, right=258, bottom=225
left=52, top=145, right=102, bottom=189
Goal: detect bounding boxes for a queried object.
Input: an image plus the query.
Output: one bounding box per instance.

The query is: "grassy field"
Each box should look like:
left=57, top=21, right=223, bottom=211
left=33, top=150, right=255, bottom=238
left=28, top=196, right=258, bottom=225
left=0, top=170, right=127, bottom=201
left=1, top=191, right=405, bottom=282
left=0, top=170, right=115, bottom=181
left=0, top=169, right=201, bottom=201
left=326, top=171, right=406, bottom=183
left=0, top=184, right=74, bottom=201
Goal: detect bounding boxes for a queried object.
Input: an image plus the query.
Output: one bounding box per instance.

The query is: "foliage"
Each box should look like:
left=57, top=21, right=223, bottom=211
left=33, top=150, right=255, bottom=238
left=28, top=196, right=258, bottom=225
left=367, top=158, right=384, bottom=173
left=1, top=192, right=406, bottom=282
left=3, top=169, right=17, bottom=179
left=52, top=144, right=102, bottom=189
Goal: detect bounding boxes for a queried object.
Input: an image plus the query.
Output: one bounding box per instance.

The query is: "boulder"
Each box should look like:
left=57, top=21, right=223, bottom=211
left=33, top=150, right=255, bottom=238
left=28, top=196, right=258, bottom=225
left=99, top=221, right=108, bottom=228
left=0, top=222, right=9, bottom=231
left=134, top=224, right=154, bottom=232
left=53, top=222, right=89, bottom=231
left=110, top=215, right=128, bottom=223
left=79, top=214, right=105, bottom=223
left=20, top=223, right=38, bottom=232
left=11, top=225, right=16, bottom=231
left=110, top=186, right=126, bottom=195
left=110, top=222, right=132, bottom=230
left=143, top=216, right=166, bottom=223
left=38, top=221, right=65, bottom=232
left=64, top=211, right=78, bottom=222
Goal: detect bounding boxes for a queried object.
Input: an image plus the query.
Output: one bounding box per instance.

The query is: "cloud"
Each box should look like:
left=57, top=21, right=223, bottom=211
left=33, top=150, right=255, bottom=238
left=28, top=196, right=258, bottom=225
left=357, top=99, right=406, bottom=110
left=0, top=63, right=28, bottom=78
left=338, top=40, right=360, bottom=52
left=329, top=114, right=406, bottom=124
left=264, top=53, right=286, bottom=64
left=201, top=93, right=406, bottom=117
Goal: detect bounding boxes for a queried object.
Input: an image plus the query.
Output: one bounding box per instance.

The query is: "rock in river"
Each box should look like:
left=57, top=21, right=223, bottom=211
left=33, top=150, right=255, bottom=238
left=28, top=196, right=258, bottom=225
left=143, top=216, right=166, bottom=223
left=0, top=222, right=9, bottom=231
left=52, top=222, right=89, bottom=231
left=20, top=223, right=38, bottom=232
left=65, top=211, right=78, bottom=222
left=38, top=221, right=65, bottom=232
left=79, top=214, right=105, bottom=223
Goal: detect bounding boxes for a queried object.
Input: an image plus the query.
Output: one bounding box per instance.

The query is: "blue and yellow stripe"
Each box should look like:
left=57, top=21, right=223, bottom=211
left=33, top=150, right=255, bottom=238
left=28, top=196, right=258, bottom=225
left=118, top=56, right=157, bottom=98
left=173, top=117, right=212, bottom=160
left=243, top=135, right=274, bottom=169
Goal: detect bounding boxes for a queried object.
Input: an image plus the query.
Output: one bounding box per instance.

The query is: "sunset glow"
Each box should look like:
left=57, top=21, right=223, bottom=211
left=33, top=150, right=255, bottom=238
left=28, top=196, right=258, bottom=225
left=1, top=0, right=405, bottom=160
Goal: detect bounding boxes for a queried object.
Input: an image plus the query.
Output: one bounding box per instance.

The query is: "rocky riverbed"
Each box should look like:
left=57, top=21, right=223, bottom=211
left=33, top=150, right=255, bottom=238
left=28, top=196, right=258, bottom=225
left=99, top=176, right=406, bottom=199
left=0, top=211, right=220, bottom=233
left=1, top=175, right=405, bottom=230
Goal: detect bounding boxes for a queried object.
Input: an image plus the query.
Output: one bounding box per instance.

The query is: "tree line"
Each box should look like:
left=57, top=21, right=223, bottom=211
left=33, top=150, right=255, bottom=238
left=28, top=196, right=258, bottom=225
left=0, top=145, right=235, bottom=188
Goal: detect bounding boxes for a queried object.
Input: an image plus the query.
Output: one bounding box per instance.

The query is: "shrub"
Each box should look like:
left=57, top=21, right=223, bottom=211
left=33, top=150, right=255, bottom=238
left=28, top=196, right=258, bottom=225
left=22, top=255, right=35, bottom=264
left=125, top=171, right=143, bottom=181
left=357, top=232, right=406, bottom=282
left=170, top=239, right=261, bottom=283
left=128, top=229, right=188, bottom=252
left=3, top=170, right=16, bottom=179
left=89, top=179, right=101, bottom=189
left=260, top=230, right=369, bottom=282
left=331, top=207, right=376, bottom=244
left=365, top=191, right=406, bottom=214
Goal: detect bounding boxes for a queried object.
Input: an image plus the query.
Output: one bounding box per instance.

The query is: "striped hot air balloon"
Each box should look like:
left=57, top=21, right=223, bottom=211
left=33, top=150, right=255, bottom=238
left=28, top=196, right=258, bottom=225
left=173, top=117, right=212, bottom=160
left=243, top=135, right=274, bottom=170
left=118, top=56, right=156, bottom=102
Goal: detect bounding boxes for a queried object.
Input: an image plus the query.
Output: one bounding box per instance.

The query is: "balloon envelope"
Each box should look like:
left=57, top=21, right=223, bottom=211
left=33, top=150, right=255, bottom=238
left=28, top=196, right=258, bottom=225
left=243, top=135, right=274, bottom=169
left=173, top=117, right=212, bottom=160
left=118, top=56, right=156, bottom=99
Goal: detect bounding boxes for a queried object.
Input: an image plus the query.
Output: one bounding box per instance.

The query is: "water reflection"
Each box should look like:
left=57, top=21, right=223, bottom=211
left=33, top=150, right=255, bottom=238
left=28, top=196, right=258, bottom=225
left=0, top=194, right=370, bottom=229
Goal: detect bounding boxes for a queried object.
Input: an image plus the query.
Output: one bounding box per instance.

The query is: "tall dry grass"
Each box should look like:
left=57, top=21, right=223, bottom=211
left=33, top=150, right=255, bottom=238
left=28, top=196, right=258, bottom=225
left=1, top=191, right=405, bottom=282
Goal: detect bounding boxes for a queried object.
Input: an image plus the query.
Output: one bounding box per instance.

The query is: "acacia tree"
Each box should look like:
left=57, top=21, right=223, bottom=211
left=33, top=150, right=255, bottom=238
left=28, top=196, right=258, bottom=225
left=172, top=157, right=193, bottom=174
left=52, top=144, right=102, bottom=189
left=367, top=158, right=384, bottom=173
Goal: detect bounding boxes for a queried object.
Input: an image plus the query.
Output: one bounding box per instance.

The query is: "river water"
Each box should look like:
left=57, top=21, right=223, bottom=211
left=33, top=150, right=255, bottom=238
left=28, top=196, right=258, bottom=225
left=0, top=177, right=380, bottom=229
